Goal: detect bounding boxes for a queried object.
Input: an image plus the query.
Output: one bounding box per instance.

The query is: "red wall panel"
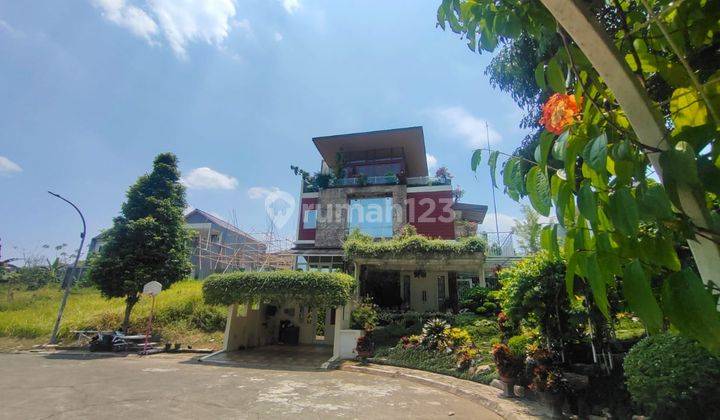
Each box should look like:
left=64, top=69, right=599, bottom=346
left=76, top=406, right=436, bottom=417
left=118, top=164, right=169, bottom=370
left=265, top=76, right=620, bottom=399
left=406, top=191, right=455, bottom=239
left=297, top=197, right=317, bottom=241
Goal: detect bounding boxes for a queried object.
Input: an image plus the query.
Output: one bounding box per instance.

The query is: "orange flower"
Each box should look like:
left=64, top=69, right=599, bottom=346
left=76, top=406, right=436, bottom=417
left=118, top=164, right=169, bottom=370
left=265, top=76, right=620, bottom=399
left=539, top=93, right=582, bottom=135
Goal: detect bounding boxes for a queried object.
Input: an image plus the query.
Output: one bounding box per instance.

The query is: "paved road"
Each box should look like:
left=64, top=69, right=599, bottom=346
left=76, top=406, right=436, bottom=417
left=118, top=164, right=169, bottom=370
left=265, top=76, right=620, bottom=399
left=0, top=353, right=501, bottom=419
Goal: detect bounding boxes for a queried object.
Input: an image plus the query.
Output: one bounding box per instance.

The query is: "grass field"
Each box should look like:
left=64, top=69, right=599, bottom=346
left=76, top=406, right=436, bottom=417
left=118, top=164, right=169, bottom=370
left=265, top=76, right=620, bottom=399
left=0, top=280, right=226, bottom=351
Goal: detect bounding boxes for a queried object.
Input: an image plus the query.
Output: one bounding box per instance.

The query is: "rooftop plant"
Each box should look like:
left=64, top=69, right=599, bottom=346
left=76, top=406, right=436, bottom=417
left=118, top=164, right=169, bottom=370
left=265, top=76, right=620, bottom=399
left=202, top=270, right=357, bottom=308
left=343, top=228, right=485, bottom=260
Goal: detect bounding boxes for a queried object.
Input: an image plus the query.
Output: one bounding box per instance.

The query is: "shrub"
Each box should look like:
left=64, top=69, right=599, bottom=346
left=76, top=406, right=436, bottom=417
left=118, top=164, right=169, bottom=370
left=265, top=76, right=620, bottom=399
left=350, top=301, right=378, bottom=331
left=459, top=285, right=491, bottom=312
left=476, top=302, right=497, bottom=315
left=497, top=252, right=586, bottom=344
left=372, top=323, right=420, bottom=347
left=624, top=333, right=720, bottom=419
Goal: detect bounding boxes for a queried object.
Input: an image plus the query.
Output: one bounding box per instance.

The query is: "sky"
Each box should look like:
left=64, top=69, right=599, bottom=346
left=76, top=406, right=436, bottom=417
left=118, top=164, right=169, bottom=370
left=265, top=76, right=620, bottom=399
left=0, top=0, right=532, bottom=261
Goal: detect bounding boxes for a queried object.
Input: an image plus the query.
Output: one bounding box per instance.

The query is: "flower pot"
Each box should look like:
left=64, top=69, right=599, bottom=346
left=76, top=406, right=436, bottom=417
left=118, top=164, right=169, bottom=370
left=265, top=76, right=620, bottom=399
left=538, top=391, right=564, bottom=418
left=499, top=376, right=515, bottom=397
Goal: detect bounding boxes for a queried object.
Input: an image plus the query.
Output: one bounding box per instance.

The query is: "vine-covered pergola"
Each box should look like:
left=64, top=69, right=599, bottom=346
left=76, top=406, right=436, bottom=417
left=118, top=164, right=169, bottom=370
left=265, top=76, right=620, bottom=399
left=202, top=270, right=357, bottom=308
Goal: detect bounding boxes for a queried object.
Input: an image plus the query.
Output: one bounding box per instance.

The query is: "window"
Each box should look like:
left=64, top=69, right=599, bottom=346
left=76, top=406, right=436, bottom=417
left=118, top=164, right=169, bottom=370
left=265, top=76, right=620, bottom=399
left=295, top=255, right=344, bottom=272
left=347, top=197, right=393, bottom=238
left=303, top=209, right=317, bottom=229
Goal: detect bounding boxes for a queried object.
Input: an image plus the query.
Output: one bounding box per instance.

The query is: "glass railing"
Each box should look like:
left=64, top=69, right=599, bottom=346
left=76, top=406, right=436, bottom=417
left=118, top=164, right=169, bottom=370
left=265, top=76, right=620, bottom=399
left=301, top=174, right=452, bottom=192
left=406, top=176, right=452, bottom=187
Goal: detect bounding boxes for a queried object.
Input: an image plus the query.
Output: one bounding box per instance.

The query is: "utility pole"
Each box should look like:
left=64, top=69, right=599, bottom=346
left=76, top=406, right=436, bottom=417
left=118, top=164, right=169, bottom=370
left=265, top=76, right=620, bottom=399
left=48, top=191, right=86, bottom=344
left=486, top=121, right=501, bottom=244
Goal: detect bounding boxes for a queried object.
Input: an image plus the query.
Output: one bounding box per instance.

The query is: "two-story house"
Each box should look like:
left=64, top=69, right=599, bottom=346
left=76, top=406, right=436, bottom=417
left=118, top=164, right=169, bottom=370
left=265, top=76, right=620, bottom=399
left=290, top=126, right=487, bottom=313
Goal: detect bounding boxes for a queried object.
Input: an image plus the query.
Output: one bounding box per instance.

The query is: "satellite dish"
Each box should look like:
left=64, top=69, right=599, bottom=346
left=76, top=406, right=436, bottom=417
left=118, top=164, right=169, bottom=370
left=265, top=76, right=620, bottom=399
left=142, top=281, right=162, bottom=297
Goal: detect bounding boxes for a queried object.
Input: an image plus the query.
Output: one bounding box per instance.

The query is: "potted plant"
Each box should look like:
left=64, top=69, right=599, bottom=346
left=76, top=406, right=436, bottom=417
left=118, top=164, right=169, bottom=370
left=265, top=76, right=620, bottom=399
left=492, top=343, right=524, bottom=396
left=435, top=166, right=453, bottom=184
left=527, top=347, right=566, bottom=418
left=384, top=171, right=398, bottom=184
left=315, top=172, right=331, bottom=189
left=355, top=334, right=375, bottom=362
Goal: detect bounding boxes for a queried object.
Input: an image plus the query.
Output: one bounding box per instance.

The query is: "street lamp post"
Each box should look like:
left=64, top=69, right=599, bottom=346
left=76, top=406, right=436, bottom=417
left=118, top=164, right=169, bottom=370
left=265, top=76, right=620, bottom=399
left=48, top=191, right=86, bottom=345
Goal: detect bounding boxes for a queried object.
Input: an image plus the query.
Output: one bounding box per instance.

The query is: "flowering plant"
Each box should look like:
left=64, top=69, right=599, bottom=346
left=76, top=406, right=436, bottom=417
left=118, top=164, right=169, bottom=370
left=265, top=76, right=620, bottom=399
left=538, top=93, right=582, bottom=135
left=435, top=166, right=453, bottom=180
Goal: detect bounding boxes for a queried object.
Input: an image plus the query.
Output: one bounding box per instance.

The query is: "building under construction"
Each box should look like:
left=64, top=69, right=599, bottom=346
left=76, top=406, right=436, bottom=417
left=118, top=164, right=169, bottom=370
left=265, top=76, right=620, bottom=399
left=185, top=209, right=294, bottom=278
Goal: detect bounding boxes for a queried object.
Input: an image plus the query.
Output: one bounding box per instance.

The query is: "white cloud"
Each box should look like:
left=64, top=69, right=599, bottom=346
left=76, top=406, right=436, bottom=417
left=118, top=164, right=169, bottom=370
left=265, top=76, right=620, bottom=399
left=90, top=0, right=238, bottom=59
left=91, top=0, right=158, bottom=41
left=0, top=19, right=25, bottom=38
left=426, top=153, right=438, bottom=169
left=281, top=0, right=300, bottom=13
left=478, top=212, right=516, bottom=235
left=273, top=31, right=283, bottom=42
left=431, top=106, right=502, bottom=147
left=247, top=186, right=277, bottom=199
left=181, top=167, right=238, bottom=190
left=0, top=156, right=22, bottom=175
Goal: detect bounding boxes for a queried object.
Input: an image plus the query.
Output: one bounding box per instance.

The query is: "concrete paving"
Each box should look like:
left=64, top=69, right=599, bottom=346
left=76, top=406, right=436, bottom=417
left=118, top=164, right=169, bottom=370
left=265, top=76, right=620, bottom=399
left=0, top=352, right=502, bottom=419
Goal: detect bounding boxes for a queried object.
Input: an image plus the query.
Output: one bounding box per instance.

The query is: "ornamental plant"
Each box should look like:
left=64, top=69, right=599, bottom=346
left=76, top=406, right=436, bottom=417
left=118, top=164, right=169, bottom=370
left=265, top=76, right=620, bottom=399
left=439, top=0, right=720, bottom=353
left=89, top=153, right=191, bottom=331
left=344, top=231, right=485, bottom=260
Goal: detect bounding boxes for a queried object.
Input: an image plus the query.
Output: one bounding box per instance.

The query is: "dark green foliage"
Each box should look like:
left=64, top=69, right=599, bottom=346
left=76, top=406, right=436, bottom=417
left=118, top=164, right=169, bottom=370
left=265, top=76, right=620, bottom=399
left=202, top=270, right=356, bottom=308
left=624, top=333, right=720, bottom=419
left=497, top=252, right=586, bottom=345
left=371, top=323, right=421, bottom=347
left=89, top=153, right=191, bottom=329
left=344, top=232, right=485, bottom=260
left=459, top=285, right=493, bottom=313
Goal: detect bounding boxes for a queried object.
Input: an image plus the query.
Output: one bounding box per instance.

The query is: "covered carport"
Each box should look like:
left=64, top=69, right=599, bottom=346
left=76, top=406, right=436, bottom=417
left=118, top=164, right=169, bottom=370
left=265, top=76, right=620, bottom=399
left=201, top=270, right=358, bottom=367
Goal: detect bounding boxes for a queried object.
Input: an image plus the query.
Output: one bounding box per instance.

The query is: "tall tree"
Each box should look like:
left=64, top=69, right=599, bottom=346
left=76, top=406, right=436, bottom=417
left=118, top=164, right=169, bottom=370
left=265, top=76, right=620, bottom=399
left=89, top=153, right=191, bottom=330
left=514, top=204, right=542, bottom=255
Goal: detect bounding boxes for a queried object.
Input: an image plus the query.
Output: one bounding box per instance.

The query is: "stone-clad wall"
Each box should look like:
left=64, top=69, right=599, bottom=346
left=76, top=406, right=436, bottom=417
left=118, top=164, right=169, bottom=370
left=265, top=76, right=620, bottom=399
left=315, top=185, right=407, bottom=248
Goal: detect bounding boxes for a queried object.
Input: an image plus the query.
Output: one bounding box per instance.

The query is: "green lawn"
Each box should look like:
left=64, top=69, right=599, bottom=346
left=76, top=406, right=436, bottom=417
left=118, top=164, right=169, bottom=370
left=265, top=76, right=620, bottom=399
left=0, top=280, right=226, bottom=351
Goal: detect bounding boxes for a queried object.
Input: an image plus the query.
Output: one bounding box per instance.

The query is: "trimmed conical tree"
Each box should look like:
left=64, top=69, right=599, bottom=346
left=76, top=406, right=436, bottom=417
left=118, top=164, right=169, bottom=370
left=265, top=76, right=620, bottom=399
left=89, top=153, right=191, bottom=331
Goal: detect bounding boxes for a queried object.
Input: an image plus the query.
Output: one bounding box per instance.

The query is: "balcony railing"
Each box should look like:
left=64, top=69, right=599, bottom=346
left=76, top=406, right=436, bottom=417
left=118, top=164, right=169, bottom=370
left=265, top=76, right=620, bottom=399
left=481, top=231, right=523, bottom=258
left=301, top=174, right=453, bottom=193
left=406, top=176, right=452, bottom=187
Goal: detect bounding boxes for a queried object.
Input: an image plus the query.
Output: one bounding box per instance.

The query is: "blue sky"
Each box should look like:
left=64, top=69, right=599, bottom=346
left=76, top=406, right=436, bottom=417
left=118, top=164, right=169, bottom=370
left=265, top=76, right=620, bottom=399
left=0, top=0, right=531, bottom=261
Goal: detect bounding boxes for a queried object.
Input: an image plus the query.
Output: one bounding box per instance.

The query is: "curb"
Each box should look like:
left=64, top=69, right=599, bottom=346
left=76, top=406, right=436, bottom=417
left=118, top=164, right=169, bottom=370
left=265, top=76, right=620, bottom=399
left=340, top=363, right=544, bottom=420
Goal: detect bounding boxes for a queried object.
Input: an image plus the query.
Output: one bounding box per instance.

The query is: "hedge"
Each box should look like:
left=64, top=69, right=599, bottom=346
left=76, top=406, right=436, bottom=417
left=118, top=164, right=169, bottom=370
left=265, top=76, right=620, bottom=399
left=344, top=235, right=485, bottom=260
left=202, top=270, right=357, bottom=308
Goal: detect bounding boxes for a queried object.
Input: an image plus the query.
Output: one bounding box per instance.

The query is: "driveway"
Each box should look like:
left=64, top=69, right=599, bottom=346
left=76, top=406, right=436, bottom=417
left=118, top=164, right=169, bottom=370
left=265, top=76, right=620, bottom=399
left=0, top=352, right=501, bottom=419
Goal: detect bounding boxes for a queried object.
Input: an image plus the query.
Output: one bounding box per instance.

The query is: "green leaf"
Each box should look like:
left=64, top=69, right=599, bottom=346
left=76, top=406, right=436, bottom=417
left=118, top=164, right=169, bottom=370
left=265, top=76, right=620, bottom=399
left=577, top=182, right=597, bottom=224
left=545, top=224, right=560, bottom=258
left=471, top=149, right=483, bottom=172
left=638, top=184, right=674, bottom=221
left=585, top=253, right=610, bottom=318
left=502, top=157, right=522, bottom=201
left=488, top=150, right=499, bottom=188
left=538, top=131, right=553, bottom=169
left=662, top=269, right=720, bottom=354
left=623, top=260, right=663, bottom=334
left=608, top=187, right=639, bottom=236
left=534, top=62, right=546, bottom=90
left=552, top=130, right=569, bottom=161
left=670, top=87, right=708, bottom=128
left=546, top=57, right=565, bottom=93
left=565, top=252, right=578, bottom=300
left=555, top=181, right=572, bottom=227
left=582, top=132, right=608, bottom=175
left=526, top=166, right=551, bottom=216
